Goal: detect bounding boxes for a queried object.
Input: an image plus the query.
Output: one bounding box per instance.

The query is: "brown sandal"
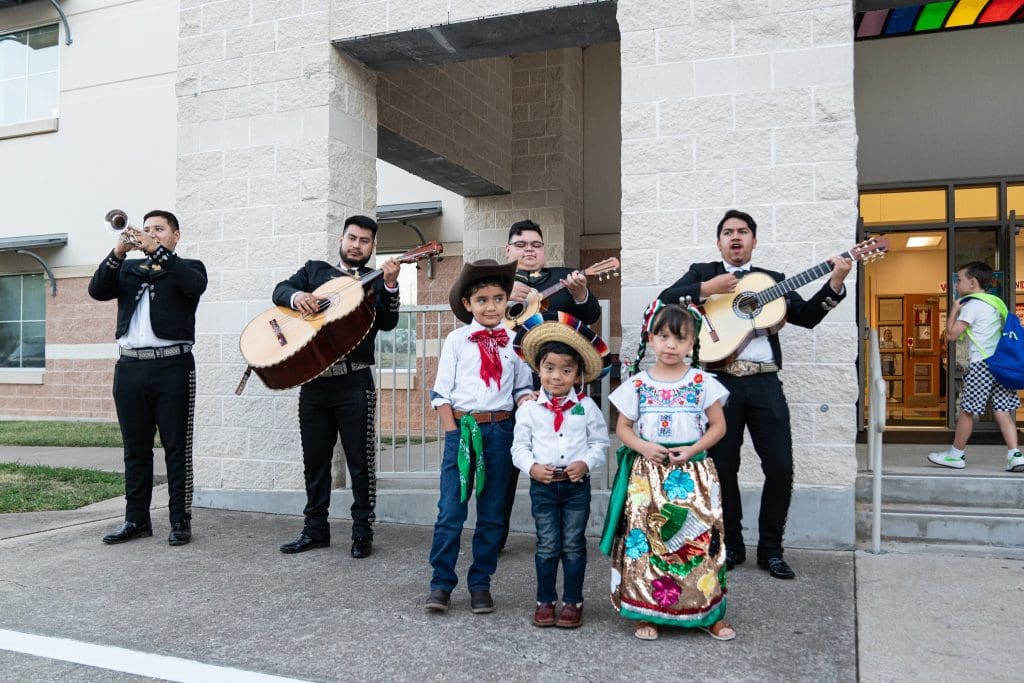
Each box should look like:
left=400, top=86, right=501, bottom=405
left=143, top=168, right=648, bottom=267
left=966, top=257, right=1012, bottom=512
left=700, top=620, right=736, bottom=641
left=634, top=622, right=659, bottom=640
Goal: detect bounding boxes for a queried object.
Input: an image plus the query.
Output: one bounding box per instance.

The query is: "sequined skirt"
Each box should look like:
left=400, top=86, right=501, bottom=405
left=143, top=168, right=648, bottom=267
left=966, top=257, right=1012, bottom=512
left=610, top=454, right=727, bottom=628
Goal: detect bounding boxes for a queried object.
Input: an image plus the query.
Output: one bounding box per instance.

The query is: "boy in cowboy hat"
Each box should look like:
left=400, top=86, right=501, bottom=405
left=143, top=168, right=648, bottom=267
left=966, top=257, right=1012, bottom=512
left=511, top=313, right=611, bottom=629
left=425, top=260, right=535, bottom=615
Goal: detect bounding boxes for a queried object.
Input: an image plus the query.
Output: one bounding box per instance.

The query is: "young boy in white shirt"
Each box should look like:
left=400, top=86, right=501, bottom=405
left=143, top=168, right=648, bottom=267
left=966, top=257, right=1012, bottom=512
left=425, top=260, right=534, bottom=615
left=511, top=313, right=610, bottom=628
left=929, top=261, right=1024, bottom=472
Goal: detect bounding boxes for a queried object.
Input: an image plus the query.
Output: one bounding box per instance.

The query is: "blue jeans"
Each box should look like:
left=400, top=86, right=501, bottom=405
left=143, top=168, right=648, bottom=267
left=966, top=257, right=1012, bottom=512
left=530, top=477, right=591, bottom=605
left=429, top=419, right=515, bottom=592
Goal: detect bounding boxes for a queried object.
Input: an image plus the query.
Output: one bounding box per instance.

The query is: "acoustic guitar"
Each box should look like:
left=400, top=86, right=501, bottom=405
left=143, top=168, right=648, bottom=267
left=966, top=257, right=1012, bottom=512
left=503, top=257, right=620, bottom=328
left=696, top=236, right=888, bottom=363
left=237, top=242, right=442, bottom=392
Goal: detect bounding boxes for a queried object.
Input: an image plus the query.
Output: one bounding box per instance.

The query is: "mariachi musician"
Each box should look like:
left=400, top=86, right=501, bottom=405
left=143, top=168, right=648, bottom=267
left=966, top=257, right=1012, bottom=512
left=499, top=219, right=602, bottom=551
left=274, top=215, right=401, bottom=559
left=658, top=209, right=852, bottom=581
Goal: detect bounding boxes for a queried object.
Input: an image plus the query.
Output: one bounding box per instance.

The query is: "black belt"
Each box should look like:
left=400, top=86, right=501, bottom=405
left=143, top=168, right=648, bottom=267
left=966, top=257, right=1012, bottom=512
left=319, top=360, right=371, bottom=377
left=119, top=343, right=192, bottom=360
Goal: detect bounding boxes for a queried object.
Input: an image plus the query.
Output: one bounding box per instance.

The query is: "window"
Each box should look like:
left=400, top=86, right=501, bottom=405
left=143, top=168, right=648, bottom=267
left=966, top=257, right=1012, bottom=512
left=0, top=273, right=45, bottom=369
left=0, top=24, right=59, bottom=126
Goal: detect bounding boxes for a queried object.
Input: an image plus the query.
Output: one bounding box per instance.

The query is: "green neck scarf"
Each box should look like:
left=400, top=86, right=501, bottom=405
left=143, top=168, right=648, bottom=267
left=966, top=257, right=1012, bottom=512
left=457, top=414, right=485, bottom=503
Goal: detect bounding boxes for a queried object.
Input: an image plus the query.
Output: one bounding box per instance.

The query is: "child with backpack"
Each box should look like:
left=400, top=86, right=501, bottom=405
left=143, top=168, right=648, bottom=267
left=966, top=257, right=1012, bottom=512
left=928, top=261, right=1024, bottom=473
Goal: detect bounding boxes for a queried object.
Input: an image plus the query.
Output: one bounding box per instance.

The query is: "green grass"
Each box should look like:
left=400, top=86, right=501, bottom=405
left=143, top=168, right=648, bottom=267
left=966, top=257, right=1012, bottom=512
left=0, top=463, right=125, bottom=513
left=0, top=421, right=161, bottom=448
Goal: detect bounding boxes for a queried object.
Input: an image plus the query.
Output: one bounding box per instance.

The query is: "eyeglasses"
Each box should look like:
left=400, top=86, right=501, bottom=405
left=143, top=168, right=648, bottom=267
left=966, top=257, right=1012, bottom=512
left=510, top=241, right=544, bottom=250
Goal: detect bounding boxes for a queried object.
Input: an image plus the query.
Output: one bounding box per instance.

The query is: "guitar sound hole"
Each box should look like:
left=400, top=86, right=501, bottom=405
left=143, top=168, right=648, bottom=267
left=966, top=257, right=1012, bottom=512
left=507, top=302, right=524, bottom=318
left=733, top=292, right=761, bottom=320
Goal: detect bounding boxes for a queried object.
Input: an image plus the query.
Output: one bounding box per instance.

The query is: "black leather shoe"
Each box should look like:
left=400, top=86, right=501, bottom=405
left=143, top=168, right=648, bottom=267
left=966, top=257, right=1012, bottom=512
left=725, top=546, right=746, bottom=570
left=168, top=521, right=191, bottom=546
left=470, top=590, right=494, bottom=614
left=350, top=537, right=372, bottom=558
left=424, top=589, right=451, bottom=613
left=279, top=534, right=329, bottom=554
left=102, top=521, right=152, bottom=545
left=758, top=556, right=796, bottom=580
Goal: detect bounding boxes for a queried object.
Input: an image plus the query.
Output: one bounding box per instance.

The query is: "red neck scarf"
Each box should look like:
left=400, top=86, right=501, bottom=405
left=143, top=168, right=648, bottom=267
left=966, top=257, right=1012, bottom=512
left=543, top=390, right=583, bottom=431
left=469, top=327, right=509, bottom=388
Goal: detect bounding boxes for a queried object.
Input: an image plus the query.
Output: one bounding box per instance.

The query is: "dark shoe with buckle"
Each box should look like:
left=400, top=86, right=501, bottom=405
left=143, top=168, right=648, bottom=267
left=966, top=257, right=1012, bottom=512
left=279, top=534, right=329, bottom=554
left=424, top=589, right=451, bottom=613
left=168, top=520, right=191, bottom=546
left=470, top=590, right=494, bottom=614
left=102, top=521, right=153, bottom=545
left=350, top=537, right=372, bottom=558
left=758, top=556, right=796, bottom=580
left=725, top=546, right=746, bottom=571
left=556, top=603, right=583, bottom=628
left=532, top=602, right=556, bottom=627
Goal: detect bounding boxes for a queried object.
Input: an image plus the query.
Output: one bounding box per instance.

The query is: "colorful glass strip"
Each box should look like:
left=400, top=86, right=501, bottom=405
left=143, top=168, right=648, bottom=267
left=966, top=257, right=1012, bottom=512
left=885, top=6, right=923, bottom=33
left=857, top=9, right=890, bottom=37
left=946, top=0, right=991, bottom=26
left=857, top=0, right=1024, bottom=40
left=978, top=0, right=1024, bottom=22
left=915, top=1, right=956, bottom=29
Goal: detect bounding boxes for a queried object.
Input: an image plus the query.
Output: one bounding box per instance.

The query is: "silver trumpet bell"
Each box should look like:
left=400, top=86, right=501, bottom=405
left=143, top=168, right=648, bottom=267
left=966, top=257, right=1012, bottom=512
left=104, top=209, right=144, bottom=248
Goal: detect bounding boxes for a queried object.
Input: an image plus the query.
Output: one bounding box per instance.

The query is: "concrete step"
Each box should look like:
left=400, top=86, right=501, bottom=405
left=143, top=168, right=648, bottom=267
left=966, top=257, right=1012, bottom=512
left=855, top=471, right=1024, bottom=509
left=855, top=539, right=1024, bottom=560
left=856, top=503, right=1024, bottom=548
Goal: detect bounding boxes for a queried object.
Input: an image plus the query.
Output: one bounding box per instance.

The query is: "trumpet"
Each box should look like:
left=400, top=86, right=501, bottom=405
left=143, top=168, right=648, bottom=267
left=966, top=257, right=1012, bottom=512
left=104, top=209, right=147, bottom=248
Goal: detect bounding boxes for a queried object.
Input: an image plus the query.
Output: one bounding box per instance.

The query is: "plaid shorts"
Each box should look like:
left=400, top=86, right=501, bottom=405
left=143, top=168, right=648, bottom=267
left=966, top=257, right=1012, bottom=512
left=958, top=360, right=1021, bottom=415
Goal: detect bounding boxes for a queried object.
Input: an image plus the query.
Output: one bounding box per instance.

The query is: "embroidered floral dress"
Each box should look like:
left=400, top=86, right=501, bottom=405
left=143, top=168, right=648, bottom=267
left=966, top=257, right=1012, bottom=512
left=606, top=368, right=729, bottom=628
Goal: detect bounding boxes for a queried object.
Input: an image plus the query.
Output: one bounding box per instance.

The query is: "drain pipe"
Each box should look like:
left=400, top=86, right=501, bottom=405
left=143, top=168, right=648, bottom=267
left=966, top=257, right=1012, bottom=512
left=867, top=328, right=887, bottom=554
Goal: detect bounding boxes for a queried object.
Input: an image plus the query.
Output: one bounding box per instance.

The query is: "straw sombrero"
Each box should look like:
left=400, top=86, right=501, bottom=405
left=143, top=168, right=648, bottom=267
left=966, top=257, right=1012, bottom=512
left=514, top=312, right=611, bottom=383
left=448, top=259, right=518, bottom=324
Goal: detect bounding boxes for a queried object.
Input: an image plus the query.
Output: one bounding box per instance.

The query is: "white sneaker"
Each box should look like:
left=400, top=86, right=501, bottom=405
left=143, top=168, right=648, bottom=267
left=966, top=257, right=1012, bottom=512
left=1007, top=451, right=1024, bottom=473
left=927, top=451, right=966, bottom=469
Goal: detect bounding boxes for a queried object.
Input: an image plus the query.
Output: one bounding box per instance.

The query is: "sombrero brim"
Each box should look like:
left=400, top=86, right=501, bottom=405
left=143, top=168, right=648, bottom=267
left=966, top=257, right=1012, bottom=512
left=516, top=314, right=610, bottom=383
left=448, top=259, right=518, bottom=324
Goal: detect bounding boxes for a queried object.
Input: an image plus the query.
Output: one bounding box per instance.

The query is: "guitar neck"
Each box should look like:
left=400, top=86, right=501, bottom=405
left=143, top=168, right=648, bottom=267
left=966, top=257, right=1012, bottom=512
left=755, top=251, right=850, bottom=305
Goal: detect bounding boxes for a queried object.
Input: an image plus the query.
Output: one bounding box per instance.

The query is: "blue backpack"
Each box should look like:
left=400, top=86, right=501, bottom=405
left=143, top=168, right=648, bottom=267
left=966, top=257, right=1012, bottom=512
left=962, top=293, right=1024, bottom=390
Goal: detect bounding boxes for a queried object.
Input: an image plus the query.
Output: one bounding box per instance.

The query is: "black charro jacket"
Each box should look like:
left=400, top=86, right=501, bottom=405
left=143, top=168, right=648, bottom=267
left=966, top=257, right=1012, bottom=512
left=516, top=266, right=601, bottom=324
left=88, top=247, right=208, bottom=342
left=658, top=261, right=845, bottom=369
left=272, top=260, right=401, bottom=366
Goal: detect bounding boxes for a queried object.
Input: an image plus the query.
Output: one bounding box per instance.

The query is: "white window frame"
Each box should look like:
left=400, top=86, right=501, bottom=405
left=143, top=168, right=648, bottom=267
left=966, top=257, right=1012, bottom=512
left=0, top=22, right=61, bottom=140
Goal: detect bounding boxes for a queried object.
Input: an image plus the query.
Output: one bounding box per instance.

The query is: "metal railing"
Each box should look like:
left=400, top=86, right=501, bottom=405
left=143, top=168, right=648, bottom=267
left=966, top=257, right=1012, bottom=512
left=372, top=300, right=614, bottom=488
left=866, top=327, right=888, bottom=554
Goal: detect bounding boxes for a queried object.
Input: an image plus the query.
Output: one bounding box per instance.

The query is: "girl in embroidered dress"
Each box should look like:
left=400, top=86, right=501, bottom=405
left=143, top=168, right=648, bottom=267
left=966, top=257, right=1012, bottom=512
left=602, top=302, right=734, bottom=641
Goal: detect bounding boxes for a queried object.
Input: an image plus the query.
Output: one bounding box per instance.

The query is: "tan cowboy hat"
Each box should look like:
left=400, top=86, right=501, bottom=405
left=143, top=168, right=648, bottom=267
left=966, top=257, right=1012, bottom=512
left=514, top=312, right=611, bottom=384
left=449, top=259, right=519, bottom=324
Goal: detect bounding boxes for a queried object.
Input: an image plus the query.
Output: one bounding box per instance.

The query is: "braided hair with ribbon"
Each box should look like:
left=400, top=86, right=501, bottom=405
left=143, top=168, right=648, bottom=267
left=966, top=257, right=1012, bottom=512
left=624, top=299, right=705, bottom=375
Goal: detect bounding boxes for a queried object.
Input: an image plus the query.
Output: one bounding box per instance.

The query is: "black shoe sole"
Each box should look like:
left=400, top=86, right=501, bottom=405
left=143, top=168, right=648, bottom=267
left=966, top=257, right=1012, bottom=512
left=102, top=530, right=153, bottom=545
left=424, top=602, right=449, bottom=613
left=168, top=537, right=191, bottom=547
left=279, top=541, right=330, bottom=554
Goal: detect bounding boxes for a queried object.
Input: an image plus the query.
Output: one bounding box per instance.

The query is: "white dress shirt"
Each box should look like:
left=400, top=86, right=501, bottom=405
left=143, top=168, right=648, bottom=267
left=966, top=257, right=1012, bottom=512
left=430, top=319, right=534, bottom=412
left=511, top=388, right=610, bottom=475
left=118, top=286, right=190, bottom=350
left=722, top=261, right=774, bottom=363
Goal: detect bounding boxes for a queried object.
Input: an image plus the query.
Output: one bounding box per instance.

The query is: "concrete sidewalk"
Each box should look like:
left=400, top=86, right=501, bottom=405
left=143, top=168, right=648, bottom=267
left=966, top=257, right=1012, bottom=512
left=0, top=445, right=165, bottom=480
left=2, top=447, right=1022, bottom=681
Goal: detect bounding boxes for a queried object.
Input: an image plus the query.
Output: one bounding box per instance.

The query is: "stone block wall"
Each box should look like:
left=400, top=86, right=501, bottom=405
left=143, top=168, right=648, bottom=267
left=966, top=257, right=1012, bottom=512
left=616, top=0, right=860, bottom=489
left=378, top=59, right=513, bottom=192
left=177, top=0, right=379, bottom=491
left=463, top=48, right=584, bottom=265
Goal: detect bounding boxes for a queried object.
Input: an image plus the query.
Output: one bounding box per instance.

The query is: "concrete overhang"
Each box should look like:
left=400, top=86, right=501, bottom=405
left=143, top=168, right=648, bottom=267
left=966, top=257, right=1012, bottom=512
left=378, top=127, right=509, bottom=197
left=0, top=233, right=68, bottom=296
left=376, top=201, right=443, bottom=223
left=333, top=1, right=620, bottom=71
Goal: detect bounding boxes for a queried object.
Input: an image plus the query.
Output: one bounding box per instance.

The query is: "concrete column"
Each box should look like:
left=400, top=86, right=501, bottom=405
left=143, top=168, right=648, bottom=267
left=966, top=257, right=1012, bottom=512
left=176, top=1, right=376, bottom=492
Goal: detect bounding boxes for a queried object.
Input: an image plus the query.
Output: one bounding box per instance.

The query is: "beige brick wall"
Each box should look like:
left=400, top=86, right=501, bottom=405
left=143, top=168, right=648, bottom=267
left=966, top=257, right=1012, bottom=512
left=378, top=59, right=512, bottom=191
left=1, top=277, right=117, bottom=420
left=616, top=0, right=860, bottom=488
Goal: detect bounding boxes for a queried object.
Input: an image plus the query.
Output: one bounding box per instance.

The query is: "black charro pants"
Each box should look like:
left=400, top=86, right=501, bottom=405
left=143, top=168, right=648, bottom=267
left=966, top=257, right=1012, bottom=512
left=113, top=353, right=195, bottom=526
left=297, top=369, right=377, bottom=541
left=709, top=372, right=793, bottom=560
